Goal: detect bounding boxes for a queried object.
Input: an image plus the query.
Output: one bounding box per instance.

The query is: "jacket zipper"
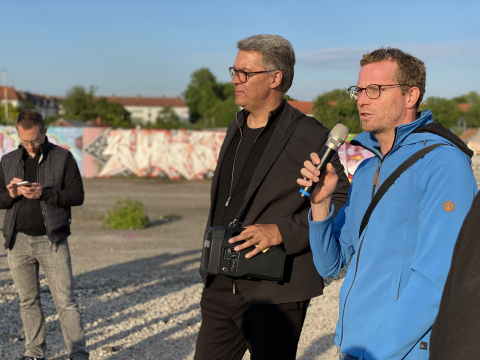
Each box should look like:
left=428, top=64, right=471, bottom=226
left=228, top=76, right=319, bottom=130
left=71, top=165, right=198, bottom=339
left=371, top=161, right=382, bottom=199
left=36, top=150, right=52, bottom=244
left=338, top=135, right=396, bottom=351
left=338, top=158, right=383, bottom=350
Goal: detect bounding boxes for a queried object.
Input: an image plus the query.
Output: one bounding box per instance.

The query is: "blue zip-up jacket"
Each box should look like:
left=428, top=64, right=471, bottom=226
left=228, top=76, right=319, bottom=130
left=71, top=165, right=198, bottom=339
left=309, top=111, right=478, bottom=360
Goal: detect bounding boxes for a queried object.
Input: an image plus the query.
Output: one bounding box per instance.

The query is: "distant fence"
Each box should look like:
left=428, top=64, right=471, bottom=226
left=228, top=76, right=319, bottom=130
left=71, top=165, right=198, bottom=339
left=0, top=126, right=373, bottom=179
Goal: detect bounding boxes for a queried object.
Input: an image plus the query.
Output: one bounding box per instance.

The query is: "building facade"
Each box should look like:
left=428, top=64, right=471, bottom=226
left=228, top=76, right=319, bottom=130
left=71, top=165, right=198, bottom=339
left=102, top=94, right=190, bottom=125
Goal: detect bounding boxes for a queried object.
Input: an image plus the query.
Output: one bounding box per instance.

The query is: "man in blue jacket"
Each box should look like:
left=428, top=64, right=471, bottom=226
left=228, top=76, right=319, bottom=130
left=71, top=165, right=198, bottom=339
left=298, top=48, right=477, bottom=360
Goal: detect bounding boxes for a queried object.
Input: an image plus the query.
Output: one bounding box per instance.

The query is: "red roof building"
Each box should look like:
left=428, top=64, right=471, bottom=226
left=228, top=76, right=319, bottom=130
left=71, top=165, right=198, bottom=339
left=287, top=101, right=314, bottom=115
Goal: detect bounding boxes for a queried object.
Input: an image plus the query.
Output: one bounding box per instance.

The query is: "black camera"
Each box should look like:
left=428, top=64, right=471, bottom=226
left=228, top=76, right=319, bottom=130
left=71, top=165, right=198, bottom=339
left=200, top=226, right=286, bottom=282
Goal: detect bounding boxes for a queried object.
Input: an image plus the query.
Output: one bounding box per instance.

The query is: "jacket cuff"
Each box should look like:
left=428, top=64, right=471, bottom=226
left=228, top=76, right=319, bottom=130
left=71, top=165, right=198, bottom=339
left=40, top=187, right=55, bottom=203
left=308, top=203, right=334, bottom=224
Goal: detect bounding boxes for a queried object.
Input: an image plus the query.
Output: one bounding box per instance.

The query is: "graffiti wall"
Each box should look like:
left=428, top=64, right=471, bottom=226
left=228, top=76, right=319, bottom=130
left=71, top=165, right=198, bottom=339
left=0, top=126, right=374, bottom=179
left=82, top=128, right=225, bottom=179
left=338, top=134, right=375, bottom=179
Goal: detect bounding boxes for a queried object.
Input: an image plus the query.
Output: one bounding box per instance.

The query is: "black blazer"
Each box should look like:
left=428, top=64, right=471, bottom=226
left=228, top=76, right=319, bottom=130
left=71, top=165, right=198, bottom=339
left=203, top=102, right=350, bottom=304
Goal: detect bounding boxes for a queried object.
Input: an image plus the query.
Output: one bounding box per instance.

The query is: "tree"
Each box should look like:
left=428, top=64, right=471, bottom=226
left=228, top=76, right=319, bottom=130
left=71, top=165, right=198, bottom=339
left=17, top=100, right=36, bottom=112
left=94, top=97, right=131, bottom=128
left=284, top=94, right=297, bottom=101
left=145, top=106, right=184, bottom=129
left=465, top=102, right=480, bottom=127
left=183, top=68, right=238, bottom=128
left=60, top=85, right=97, bottom=121
left=61, top=85, right=131, bottom=128
left=421, top=97, right=463, bottom=129
left=453, top=91, right=480, bottom=104
left=313, top=89, right=361, bottom=133
left=0, top=103, right=19, bottom=125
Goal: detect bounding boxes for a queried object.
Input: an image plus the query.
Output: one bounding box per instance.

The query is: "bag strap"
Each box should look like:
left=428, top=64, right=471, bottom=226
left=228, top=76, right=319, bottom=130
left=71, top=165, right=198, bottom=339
left=358, top=143, right=446, bottom=237
left=229, top=114, right=307, bottom=227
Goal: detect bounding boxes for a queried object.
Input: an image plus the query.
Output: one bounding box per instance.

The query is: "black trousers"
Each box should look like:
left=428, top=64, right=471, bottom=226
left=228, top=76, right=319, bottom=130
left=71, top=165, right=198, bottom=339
left=194, top=275, right=310, bottom=360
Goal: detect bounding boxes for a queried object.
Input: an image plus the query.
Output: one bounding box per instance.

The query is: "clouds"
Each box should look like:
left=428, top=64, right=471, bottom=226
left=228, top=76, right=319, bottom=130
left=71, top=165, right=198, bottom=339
left=297, top=41, right=480, bottom=69
left=297, top=47, right=371, bottom=69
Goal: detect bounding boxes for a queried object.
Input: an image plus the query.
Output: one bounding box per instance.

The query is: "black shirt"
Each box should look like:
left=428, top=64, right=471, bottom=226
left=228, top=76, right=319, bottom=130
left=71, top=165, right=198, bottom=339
left=15, top=151, right=47, bottom=236
left=211, top=101, right=286, bottom=227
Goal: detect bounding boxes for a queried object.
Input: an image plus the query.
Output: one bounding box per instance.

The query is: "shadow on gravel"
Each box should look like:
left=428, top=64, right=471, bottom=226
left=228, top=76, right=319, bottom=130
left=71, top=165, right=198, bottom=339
left=147, top=217, right=181, bottom=228
left=1, top=249, right=204, bottom=360
left=297, top=332, right=336, bottom=360
left=68, top=249, right=202, bottom=359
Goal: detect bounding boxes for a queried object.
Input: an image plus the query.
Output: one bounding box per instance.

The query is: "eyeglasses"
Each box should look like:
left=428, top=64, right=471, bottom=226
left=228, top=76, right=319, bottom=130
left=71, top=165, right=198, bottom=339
left=19, top=139, right=42, bottom=146
left=229, top=67, right=277, bottom=83
left=348, top=84, right=410, bottom=100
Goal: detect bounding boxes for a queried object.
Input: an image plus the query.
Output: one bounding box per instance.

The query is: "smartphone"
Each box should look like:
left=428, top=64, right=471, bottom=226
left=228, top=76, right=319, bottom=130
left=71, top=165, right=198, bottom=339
left=16, top=181, right=32, bottom=187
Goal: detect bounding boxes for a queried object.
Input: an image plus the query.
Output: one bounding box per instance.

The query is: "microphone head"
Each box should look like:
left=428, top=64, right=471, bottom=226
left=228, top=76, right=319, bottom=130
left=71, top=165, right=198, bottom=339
left=327, top=124, right=349, bottom=149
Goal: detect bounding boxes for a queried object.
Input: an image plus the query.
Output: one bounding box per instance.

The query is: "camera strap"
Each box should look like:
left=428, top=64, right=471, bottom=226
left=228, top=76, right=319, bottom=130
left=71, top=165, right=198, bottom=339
left=229, top=114, right=307, bottom=227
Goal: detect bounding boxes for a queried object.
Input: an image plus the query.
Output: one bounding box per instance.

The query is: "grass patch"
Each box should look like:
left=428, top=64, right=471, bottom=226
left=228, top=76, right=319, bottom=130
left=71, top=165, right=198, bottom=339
left=104, top=198, right=150, bottom=230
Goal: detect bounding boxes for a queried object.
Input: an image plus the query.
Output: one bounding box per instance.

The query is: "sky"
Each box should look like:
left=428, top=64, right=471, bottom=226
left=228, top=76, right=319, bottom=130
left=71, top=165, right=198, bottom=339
left=1, top=0, right=479, bottom=101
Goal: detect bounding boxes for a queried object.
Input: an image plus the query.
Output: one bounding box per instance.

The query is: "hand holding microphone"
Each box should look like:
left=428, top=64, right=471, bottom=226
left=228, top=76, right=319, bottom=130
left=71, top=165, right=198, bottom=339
left=298, top=155, right=338, bottom=204
left=297, top=124, right=348, bottom=219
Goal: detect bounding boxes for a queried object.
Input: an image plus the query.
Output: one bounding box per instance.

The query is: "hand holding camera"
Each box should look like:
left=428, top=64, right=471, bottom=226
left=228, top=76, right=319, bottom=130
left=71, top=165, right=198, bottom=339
left=228, top=223, right=283, bottom=259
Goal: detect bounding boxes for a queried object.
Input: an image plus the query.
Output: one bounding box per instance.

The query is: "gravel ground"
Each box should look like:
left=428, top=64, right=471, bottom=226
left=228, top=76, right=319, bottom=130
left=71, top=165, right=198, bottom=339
left=0, top=178, right=345, bottom=360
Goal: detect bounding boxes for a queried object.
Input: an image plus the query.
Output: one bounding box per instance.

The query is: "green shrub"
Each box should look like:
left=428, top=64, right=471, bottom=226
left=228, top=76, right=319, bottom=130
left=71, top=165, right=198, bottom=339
left=104, top=198, right=150, bottom=229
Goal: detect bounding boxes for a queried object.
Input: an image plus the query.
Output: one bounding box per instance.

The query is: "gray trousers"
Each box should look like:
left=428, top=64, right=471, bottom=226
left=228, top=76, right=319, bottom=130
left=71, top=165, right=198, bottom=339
left=7, top=232, right=88, bottom=359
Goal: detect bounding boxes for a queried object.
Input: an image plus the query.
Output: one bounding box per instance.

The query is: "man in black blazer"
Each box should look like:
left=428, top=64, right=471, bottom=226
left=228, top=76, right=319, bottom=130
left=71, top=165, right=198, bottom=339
left=194, top=34, right=350, bottom=360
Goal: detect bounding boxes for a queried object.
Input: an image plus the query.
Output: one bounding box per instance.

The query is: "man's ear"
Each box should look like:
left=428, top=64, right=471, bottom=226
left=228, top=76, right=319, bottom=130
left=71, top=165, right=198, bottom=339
left=406, top=87, right=420, bottom=109
left=270, top=70, right=283, bottom=90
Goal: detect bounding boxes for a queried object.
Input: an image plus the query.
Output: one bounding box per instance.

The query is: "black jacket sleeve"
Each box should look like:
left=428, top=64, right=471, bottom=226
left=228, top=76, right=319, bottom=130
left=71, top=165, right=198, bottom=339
left=40, top=152, right=84, bottom=207
left=0, top=162, right=17, bottom=209
left=430, top=192, right=480, bottom=359
left=274, top=118, right=350, bottom=256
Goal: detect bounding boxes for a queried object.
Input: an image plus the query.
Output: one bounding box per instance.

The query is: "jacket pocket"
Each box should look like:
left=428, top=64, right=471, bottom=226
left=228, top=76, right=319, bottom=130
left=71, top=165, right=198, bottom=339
left=388, top=272, right=401, bottom=304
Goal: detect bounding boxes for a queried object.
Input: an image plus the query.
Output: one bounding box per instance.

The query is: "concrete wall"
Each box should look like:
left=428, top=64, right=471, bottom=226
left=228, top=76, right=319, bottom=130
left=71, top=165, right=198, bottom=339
left=0, top=126, right=374, bottom=180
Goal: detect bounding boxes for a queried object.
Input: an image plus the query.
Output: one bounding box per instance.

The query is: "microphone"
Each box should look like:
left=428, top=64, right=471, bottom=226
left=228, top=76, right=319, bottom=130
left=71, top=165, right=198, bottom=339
left=299, top=123, right=349, bottom=198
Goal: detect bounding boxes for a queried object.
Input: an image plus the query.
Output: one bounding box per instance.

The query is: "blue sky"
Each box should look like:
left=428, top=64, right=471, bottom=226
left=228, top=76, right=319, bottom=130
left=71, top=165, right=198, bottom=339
left=1, top=0, right=479, bottom=101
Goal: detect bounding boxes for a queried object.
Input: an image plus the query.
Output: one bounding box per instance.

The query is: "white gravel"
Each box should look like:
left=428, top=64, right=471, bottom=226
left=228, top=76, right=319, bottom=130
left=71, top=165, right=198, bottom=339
left=0, top=251, right=345, bottom=360
left=0, top=179, right=348, bottom=360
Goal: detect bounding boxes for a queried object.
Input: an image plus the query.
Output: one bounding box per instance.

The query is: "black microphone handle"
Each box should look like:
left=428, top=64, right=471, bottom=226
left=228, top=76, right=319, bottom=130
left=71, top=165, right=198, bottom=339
left=299, top=145, right=337, bottom=198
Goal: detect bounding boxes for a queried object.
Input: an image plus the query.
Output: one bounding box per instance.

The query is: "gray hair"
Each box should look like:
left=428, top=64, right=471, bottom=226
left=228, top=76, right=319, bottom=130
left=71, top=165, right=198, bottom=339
left=237, top=34, right=295, bottom=93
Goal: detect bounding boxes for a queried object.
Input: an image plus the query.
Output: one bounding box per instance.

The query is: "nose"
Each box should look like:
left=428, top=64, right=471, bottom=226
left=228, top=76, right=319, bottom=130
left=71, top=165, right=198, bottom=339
left=231, top=73, right=241, bottom=85
left=357, top=88, right=370, bottom=107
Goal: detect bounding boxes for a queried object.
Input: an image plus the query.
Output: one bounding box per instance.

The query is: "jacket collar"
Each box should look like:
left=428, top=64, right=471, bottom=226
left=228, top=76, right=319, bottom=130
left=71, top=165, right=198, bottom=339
left=351, top=110, right=434, bottom=157
left=235, top=99, right=286, bottom=130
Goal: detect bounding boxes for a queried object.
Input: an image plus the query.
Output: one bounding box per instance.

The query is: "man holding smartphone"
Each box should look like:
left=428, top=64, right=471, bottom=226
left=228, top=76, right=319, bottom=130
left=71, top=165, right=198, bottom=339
left=0, top=110, right=88, bottom=360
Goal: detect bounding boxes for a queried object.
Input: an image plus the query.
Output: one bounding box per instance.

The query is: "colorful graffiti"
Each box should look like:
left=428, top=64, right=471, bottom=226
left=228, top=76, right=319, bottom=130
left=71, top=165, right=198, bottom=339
left=338, top=134, right=375, bottom=179
left=0, top=126, right=84, bottom=174
left=0, top=126, right=377, bottom=180
left=83, top=128, right=226, bottom=179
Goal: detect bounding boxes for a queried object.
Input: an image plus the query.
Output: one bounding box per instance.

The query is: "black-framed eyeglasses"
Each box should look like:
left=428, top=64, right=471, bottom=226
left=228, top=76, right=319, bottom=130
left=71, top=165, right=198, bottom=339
left=19, top=138, right=42, bottom=146
left=347, top=84, right=410, bottom=100
left=229, top=67, right=277, bottom=83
